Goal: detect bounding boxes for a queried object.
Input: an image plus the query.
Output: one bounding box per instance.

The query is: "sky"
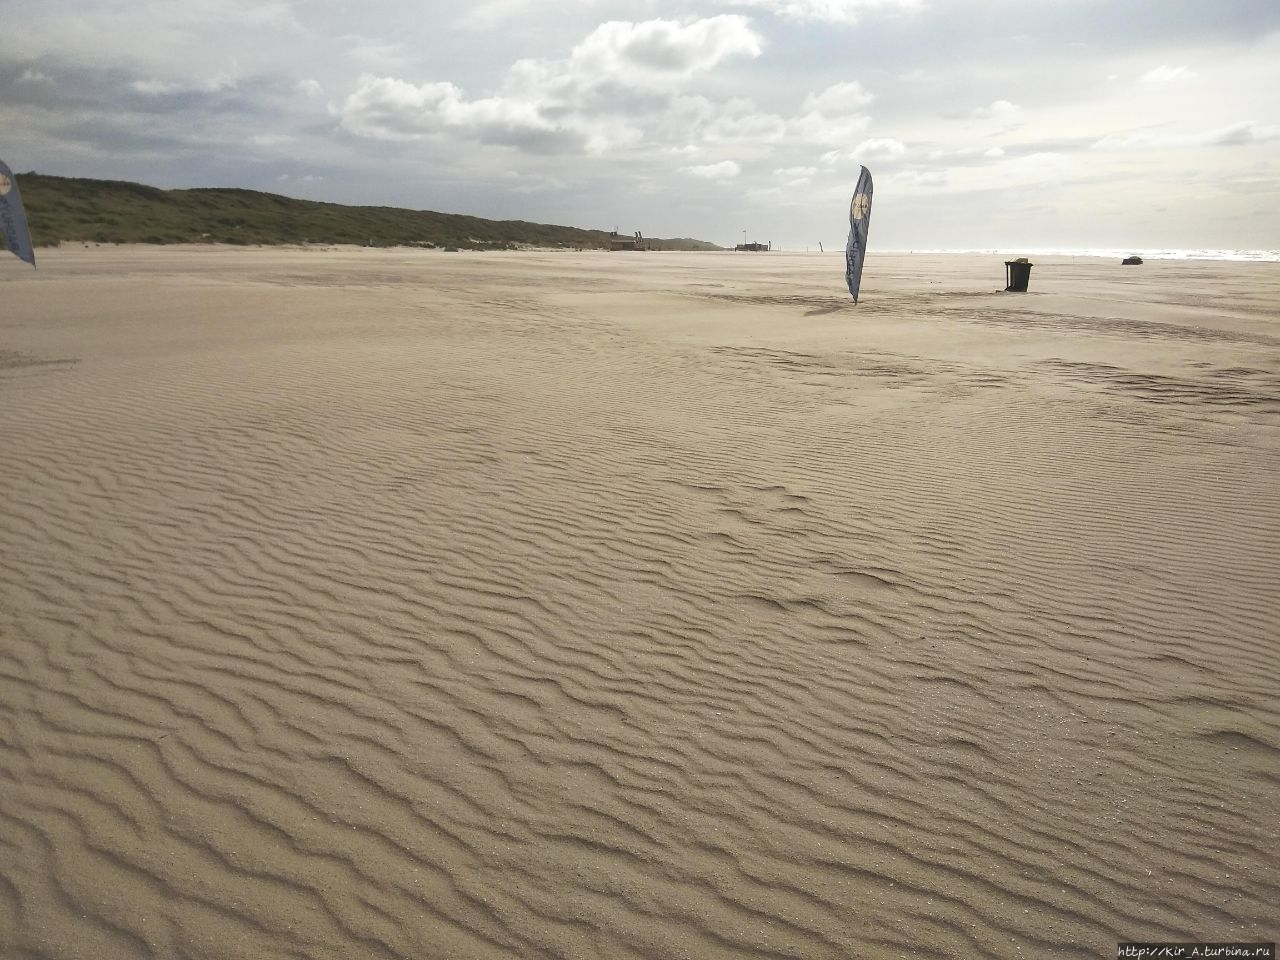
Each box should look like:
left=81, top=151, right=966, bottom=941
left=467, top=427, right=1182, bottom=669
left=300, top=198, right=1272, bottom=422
left=2, top=0, right=1278, bottom=250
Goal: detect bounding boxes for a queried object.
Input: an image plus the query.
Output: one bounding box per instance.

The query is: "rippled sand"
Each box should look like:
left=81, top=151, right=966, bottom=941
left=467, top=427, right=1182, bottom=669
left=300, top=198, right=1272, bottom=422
left=2, top=247, right=1278, bottom=959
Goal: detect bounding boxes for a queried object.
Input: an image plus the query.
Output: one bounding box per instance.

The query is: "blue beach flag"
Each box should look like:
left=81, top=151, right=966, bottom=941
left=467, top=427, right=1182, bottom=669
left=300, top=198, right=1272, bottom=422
left=0, top=158, right=36, bottom=267
left=844, top=165, right=873, bottom=302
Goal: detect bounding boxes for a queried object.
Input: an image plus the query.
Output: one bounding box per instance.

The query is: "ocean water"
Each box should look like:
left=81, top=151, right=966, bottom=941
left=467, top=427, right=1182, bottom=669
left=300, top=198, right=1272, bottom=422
left=894, top=248, right=1280, bottom=262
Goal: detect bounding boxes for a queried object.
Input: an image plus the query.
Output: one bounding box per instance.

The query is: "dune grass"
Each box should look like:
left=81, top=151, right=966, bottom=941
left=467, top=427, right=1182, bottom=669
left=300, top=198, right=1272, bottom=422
left=7, top=173, right=722, bottom=252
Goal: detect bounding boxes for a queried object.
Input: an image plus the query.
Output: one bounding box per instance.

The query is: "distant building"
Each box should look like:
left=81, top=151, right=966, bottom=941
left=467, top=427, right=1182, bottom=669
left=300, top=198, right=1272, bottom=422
left=734, top=241, right=771, bottom=252
left=610, top=230, right=647, bottom=251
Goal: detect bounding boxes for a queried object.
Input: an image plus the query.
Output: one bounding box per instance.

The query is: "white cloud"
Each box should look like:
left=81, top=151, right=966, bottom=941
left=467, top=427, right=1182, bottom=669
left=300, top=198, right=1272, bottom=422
left=774, top=165, right=817, bottom=186
left=456, top=0, right=541, bottom=31
left=891, top=169, right=948, bottom=188
left=570, top=16, right=762, bottom=81
left=297, top=79, right=325, bottom=98
left=801, top=81, right=873, bottom=115
left=1001, top=151, right=1073, bottom=182
left=682, top=160, right=741, bottom=180
left=984, top=146, right=1005, bottom=158
left=1140, top=64, right=1195, bottom=83
left=853, top=137, right=906, bottom=159
left=724, top=0, right=921, bottom=25
left=1093, top=120, right=1280, bottom=151
left=131, top=62, right=239, bottom=96
left=689, top=96, right=789, bottom=145
left=789, top=81, right=874, bottom=144
left=334, top=74, right=584, bottom=151
left=819, top=136, right=905, bottom=166
left=334, top=76, right=461, bottom=141
left=790, top=115, right=872, bottom=145
left=334, top=17, right=763, bottom=153
left=972, top=99, right=1020, bottom=121
left=19, top=68, right=52, bottom=84
left=342, top=35, right=416, bottom=71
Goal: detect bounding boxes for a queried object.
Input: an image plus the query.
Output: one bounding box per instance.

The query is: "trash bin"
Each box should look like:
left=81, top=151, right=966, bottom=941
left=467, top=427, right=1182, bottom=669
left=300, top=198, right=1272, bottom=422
left=1004, top=259, right=1033, bottom=292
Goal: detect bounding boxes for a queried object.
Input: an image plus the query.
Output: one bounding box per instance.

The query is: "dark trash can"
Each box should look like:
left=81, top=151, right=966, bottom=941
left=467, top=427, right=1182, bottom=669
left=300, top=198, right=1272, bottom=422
left=1004, top=259, right=1033, bottom=292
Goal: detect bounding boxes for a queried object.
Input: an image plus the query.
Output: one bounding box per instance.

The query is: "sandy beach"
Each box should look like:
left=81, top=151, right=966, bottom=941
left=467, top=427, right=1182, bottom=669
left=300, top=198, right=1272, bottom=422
left=2, top=246, right=1277, bottom=959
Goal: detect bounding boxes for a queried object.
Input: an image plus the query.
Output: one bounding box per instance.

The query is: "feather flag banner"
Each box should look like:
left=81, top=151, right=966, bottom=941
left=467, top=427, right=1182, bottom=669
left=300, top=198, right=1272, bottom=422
left=844, top=165, right=873, bottom=303
left=0, top=158, right=36, bottom=267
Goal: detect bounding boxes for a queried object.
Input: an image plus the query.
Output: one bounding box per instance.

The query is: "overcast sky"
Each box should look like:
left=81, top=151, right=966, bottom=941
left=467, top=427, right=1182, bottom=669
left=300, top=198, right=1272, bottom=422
left=3, top=0, right=1278, bottom=249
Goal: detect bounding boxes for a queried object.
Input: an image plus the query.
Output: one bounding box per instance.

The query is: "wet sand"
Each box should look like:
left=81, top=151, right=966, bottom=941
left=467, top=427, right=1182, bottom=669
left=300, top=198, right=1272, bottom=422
left=2, top=246, right=1278, bottom=958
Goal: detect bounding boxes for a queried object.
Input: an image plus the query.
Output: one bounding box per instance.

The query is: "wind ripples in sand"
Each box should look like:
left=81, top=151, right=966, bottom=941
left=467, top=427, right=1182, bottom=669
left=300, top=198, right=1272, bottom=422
left=2, top=249, right=1278, bottom=959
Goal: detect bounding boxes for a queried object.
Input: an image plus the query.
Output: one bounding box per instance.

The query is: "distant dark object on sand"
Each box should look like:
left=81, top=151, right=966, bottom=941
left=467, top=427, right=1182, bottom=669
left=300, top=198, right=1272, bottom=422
left=1122, top=255, right=1143, bottom=265
left=1004, top=257, right=1033, bottom=292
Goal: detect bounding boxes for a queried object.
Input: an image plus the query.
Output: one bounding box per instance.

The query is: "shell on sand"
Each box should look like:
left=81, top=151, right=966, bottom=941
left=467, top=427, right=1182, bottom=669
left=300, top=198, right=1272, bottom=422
left=2, top=247, right=1278, bottom=959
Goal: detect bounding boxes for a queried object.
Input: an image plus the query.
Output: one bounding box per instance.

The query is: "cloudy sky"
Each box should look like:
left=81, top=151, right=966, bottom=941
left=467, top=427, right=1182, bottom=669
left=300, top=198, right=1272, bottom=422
left=3, top=0, right=1278, bottom=249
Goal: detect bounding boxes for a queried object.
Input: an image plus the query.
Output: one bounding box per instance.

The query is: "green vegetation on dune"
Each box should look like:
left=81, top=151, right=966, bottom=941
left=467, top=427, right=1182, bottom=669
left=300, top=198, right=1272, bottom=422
left=7, top=173, right=723, bottom=252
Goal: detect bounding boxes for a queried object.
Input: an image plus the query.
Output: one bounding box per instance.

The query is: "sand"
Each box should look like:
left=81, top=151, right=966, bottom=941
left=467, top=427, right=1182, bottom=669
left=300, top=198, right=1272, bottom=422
left=1, top=246, right=1277, bottom=959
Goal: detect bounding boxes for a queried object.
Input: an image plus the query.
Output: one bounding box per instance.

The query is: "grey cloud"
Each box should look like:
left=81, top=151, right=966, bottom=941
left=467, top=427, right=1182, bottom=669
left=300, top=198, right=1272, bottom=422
left=461, top=122, right=588, bottom=154
left=570, top=80, right=678, bottom=118
left=1, top=55, right=294, bottom=118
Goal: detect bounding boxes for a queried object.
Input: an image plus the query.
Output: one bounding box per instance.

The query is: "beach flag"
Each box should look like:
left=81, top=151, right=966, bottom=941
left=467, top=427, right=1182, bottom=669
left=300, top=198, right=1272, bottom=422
left=0, top=158, right=36, bottom=267
left=845, top=165, right=873, bottom=302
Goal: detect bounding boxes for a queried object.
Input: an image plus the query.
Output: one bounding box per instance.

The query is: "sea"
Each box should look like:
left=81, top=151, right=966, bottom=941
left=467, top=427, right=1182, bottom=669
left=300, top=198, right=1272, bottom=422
left=895, top=248, right=1280, bottom=262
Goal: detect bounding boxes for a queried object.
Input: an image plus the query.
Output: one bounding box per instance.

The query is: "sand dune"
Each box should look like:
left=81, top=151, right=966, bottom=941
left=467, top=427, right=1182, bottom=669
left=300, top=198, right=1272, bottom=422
left=2, top=247, right=1277, bottom=959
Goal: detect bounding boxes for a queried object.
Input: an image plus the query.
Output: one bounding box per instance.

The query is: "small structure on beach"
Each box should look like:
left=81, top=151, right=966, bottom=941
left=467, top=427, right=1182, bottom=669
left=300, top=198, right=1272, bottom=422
left=1122, top=255, right=1143, bottom=265
left=735, top=240, right=771, bottom=252
left=610, top=231, right=647, bottom=251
